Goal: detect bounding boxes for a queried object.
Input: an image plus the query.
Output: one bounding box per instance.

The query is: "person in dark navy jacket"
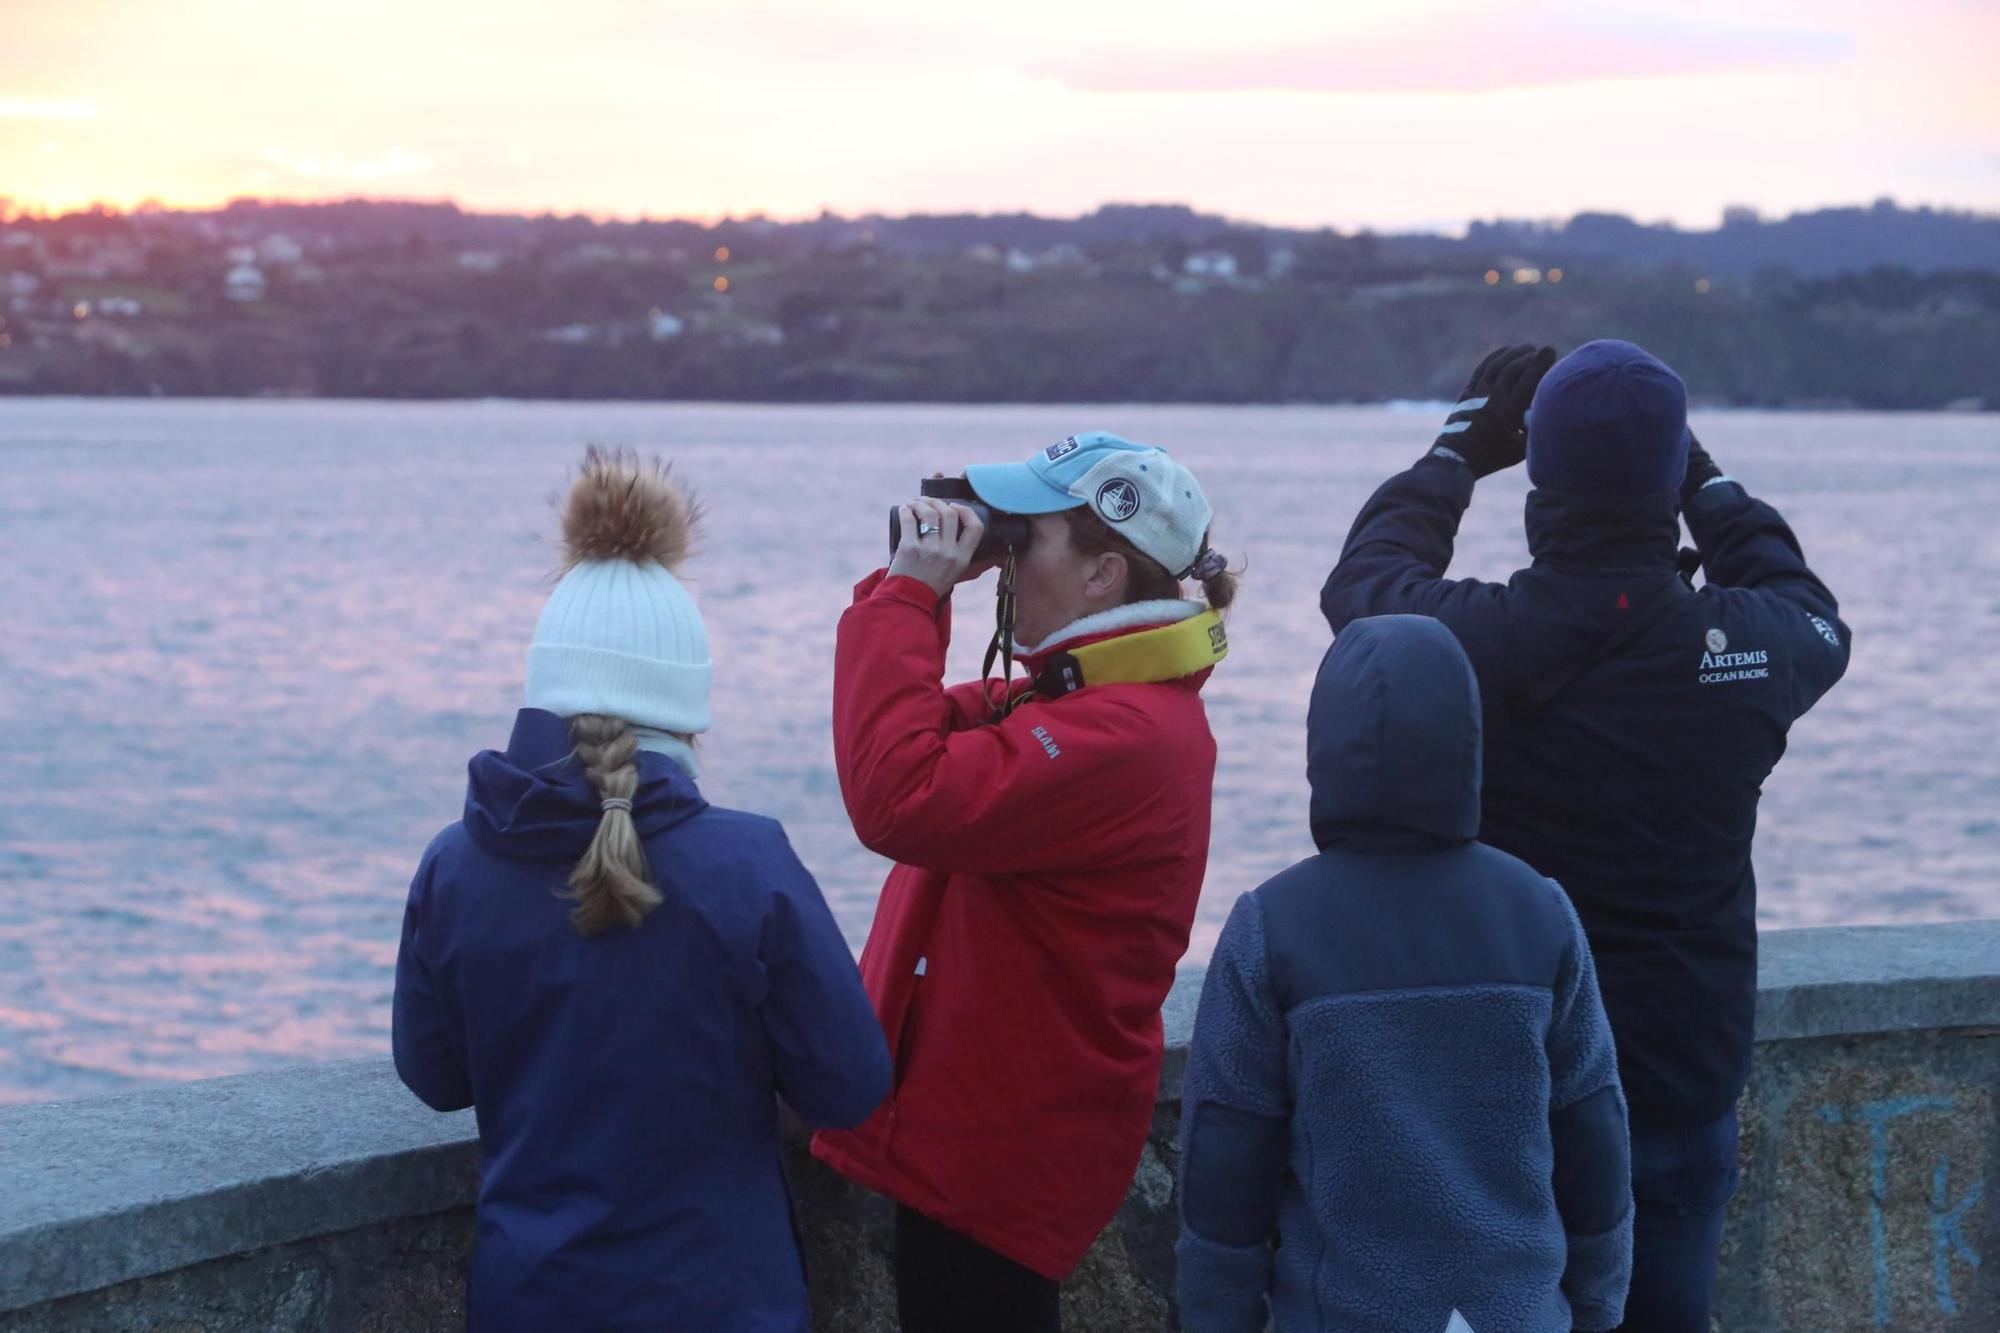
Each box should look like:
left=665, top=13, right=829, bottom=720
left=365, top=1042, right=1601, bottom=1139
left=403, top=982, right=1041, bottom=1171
left=1320, top=342, right=1851, bottom=1330
left=394, top=449, right=890, bottom=1332
left=1177, top=614, right=1633, bottom=1333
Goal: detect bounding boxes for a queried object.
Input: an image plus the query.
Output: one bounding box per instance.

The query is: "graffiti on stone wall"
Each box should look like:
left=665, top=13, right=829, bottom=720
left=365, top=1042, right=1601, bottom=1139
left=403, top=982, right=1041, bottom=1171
left=1814, top=1095, right=1984, bottom=1325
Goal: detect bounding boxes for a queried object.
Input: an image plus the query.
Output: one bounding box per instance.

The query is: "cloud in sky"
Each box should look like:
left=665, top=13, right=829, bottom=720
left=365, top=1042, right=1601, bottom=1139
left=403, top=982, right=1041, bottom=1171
left=0, top=0, right=1990, bottom=229
left=254, top=148, right=436, bottom=184
left=0, top=99, right=100, bottom=120
left=1032, top=9, right=1853, bottom=95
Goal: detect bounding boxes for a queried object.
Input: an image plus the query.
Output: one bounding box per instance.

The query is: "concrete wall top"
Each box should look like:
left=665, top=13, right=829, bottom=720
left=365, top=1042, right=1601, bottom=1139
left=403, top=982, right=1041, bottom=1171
left=0, top=1060, right=477, bottom=1314
left=1748, top=920, right=2000, bottom=1041
left=2, top=919, right=1995, bottom=1314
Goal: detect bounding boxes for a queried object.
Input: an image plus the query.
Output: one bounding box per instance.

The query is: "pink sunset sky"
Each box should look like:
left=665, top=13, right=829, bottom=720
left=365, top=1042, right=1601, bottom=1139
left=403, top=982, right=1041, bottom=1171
left=2, top=0, right=1995, bottom=230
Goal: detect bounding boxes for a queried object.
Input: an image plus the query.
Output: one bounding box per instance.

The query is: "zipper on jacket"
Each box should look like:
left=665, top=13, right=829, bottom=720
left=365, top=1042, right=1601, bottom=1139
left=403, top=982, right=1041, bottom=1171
left=892, top=961, right=925, bottom=1095
left=881, top=968, right=925, bottom=1152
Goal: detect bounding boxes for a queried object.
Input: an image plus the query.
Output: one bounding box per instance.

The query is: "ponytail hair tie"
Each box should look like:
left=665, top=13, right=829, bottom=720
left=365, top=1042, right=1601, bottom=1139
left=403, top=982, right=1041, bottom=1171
left=1183, top=548, right=1228, bottom=582
left=600, top=797, right=634, bottom=813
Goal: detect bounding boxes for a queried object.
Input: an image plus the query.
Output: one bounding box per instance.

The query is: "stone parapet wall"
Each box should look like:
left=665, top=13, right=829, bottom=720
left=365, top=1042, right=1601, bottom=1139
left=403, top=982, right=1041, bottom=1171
left=2, top=921, right=1994, bottom=1331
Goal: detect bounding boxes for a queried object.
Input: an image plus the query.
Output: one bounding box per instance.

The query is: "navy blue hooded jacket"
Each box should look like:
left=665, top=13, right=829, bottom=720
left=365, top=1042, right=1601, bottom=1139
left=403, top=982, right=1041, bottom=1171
left=1177, top=615, right=1632, bottom=1333
left=1321, top=460, right=1850, bottom=1128
left=393, top=709, right=891, bottom=1332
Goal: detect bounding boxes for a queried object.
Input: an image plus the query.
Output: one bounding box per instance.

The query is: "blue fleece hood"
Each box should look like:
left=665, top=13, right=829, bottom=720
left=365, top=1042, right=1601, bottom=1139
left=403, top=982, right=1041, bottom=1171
left=464, top=709, right=706, bottom=862
left=1308, top=615, right=1482, bottom=852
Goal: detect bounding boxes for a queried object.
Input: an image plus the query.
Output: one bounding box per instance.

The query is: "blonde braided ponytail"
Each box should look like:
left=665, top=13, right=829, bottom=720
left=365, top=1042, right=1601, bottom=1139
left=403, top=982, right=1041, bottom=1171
left=564, top=713, right=661, bottom=937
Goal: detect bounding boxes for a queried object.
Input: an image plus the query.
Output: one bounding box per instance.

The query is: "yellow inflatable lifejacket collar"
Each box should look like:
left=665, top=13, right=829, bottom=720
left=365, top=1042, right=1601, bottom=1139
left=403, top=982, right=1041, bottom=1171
left=1035, top=609, right=1228, bottom=696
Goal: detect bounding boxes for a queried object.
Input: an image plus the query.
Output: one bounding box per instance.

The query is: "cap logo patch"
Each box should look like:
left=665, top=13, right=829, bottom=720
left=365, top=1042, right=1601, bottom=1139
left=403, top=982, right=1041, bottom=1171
left=1705, top=627, right=1728, bottom=654
left=1046, top=436, right=1080, bottom=461
left=1095, top=477, right=1140, bottom=523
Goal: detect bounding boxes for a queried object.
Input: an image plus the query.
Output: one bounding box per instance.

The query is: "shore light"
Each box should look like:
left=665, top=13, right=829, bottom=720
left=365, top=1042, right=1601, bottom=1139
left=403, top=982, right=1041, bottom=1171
left=714, top=246, right=730, bottom=263
left=1548, top=268, right=1564, bottom=283
left=1695, top=277, right=1712, bottom=294
left=1484, top=269, right=1500, bottom=285
left=73, top=301, right=88, bottom=319
left=1513, top=267, right=1541, bottom=285
left=713, top=276, right=729, bottom=293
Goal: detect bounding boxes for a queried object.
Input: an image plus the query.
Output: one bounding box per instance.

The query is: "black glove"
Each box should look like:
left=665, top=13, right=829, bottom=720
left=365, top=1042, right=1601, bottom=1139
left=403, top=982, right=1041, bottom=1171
left=1426, top=343, right=1558, bottom=478
left=1680, top=431, right=1726, bottom=502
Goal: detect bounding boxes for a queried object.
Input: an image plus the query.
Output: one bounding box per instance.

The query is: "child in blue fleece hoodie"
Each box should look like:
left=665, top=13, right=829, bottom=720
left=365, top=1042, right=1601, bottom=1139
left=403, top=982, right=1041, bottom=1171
left=1177, top=614, right=1632, bottom=1332
left=393, top=450, right=890, bottom=1332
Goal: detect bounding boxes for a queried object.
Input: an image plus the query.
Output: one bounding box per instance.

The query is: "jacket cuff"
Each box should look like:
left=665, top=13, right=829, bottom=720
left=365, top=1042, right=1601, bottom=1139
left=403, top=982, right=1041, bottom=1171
left=1410, top=453, right=1480, bottom=509
left=856, top=569, right=944, bottom=610
left=852, top=571, right=954, bottom=648
left=1562, top=1209, right=1634, bottom=1331
left=1682, top=476, right=1746, bottom=519
left=1417, top=449, right=1474, bottom=478
left=1571, top=1306, right=1623, bottom=1333
left=875, top=574, right=944, bottom=611
left=1173, top=1232, right=1273, bottom=1333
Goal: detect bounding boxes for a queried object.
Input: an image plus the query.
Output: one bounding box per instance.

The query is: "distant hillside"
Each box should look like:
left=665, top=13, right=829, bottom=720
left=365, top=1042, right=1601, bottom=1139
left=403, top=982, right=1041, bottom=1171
left=1462, top=201, right=2000, bottom=278
left=1, top=198, right=1994, bottom=407
left=126, top=196, right=2000, bottom=278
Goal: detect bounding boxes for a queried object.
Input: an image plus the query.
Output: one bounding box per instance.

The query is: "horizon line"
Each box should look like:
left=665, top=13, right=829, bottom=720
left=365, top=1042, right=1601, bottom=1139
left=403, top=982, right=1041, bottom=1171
left=4, top=191, right=1996, bottom=239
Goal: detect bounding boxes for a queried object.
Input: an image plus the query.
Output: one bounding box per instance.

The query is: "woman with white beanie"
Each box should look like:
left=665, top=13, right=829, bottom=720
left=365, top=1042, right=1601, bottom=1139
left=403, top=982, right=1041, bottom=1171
left=392, top=447, right=890, bottom=1331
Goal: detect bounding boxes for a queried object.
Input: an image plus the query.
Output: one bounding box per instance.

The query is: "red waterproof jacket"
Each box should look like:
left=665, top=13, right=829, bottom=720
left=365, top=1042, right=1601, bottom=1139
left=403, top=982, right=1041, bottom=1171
left=812, top=572, right=1217, bottom=1280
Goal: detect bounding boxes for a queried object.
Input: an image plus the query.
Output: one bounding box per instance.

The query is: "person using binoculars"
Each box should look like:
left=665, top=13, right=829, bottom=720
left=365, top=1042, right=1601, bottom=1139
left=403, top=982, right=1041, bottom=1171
left=812, top=431, right=1234, bottom=1333
left=1314, top=341, right=1850, bottom=1329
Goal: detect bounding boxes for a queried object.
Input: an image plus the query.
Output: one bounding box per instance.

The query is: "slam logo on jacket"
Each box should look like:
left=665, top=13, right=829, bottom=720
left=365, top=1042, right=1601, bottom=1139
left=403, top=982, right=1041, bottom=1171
left=1698, top=626, right=1771, bottom=685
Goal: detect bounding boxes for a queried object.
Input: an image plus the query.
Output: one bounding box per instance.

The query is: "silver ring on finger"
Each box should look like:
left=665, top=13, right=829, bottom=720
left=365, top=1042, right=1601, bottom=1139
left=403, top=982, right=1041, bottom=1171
left=916, top=522, right=938, bottom=537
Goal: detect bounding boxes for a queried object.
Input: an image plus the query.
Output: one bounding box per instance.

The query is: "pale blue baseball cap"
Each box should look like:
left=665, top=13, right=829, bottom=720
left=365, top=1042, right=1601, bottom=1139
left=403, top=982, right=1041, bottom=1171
left=964, top=431, right=1154, bottom=514
left=966, top=431, right=1215, bottom=575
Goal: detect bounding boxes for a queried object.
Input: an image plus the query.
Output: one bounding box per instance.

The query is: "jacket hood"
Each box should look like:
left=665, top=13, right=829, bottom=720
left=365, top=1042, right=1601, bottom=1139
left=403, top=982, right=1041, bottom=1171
left=1308, top=615, right=1482, bottom=852
left=1017, top=598, right=1217, bottom=695
left=1015, top=598, right=1206, bottom=660
left=1525, top=487, right=1681, bottom=573
left=463, top=708, right=707, bottom=861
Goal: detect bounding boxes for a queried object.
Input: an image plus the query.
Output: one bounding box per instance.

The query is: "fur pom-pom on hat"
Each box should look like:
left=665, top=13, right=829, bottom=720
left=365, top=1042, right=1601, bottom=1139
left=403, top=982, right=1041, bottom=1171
left=527, top=447, right=713, bottom=766
left=558, top=445, right=701, bottom=574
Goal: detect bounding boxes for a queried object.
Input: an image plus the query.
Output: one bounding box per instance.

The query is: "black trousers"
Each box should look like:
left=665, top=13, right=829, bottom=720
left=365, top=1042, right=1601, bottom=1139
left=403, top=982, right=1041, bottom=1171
left=895, top=1205, right=1061, bottom=1333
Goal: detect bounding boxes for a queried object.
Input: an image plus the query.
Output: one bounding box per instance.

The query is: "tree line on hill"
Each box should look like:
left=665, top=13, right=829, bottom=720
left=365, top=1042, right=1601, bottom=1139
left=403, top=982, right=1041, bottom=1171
left=0, top=198, right=1993, bottom=408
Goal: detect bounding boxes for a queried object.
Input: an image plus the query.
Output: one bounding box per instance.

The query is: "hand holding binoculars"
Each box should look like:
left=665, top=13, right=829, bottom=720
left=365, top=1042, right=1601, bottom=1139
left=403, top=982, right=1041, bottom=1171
left=888, top=477, right=1033, bottom=564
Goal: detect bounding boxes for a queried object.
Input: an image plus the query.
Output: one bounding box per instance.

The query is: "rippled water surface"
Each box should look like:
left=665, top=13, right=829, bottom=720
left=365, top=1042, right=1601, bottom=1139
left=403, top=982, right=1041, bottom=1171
left=2, top=398, right=1995, bottom=1104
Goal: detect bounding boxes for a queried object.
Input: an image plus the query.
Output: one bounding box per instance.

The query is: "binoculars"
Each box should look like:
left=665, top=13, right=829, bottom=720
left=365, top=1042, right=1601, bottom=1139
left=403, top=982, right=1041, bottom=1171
left=888, top=477, right=1034, bottom=564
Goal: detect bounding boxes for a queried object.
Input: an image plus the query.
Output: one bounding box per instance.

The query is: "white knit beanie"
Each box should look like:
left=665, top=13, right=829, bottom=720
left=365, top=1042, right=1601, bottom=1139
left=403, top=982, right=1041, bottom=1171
left=524, top=449, right=712, bottom=750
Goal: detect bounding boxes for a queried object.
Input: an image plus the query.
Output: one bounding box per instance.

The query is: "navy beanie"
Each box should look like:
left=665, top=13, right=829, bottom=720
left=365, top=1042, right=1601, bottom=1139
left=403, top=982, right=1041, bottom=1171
left=1526, top=339, right=1689, bottom=494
